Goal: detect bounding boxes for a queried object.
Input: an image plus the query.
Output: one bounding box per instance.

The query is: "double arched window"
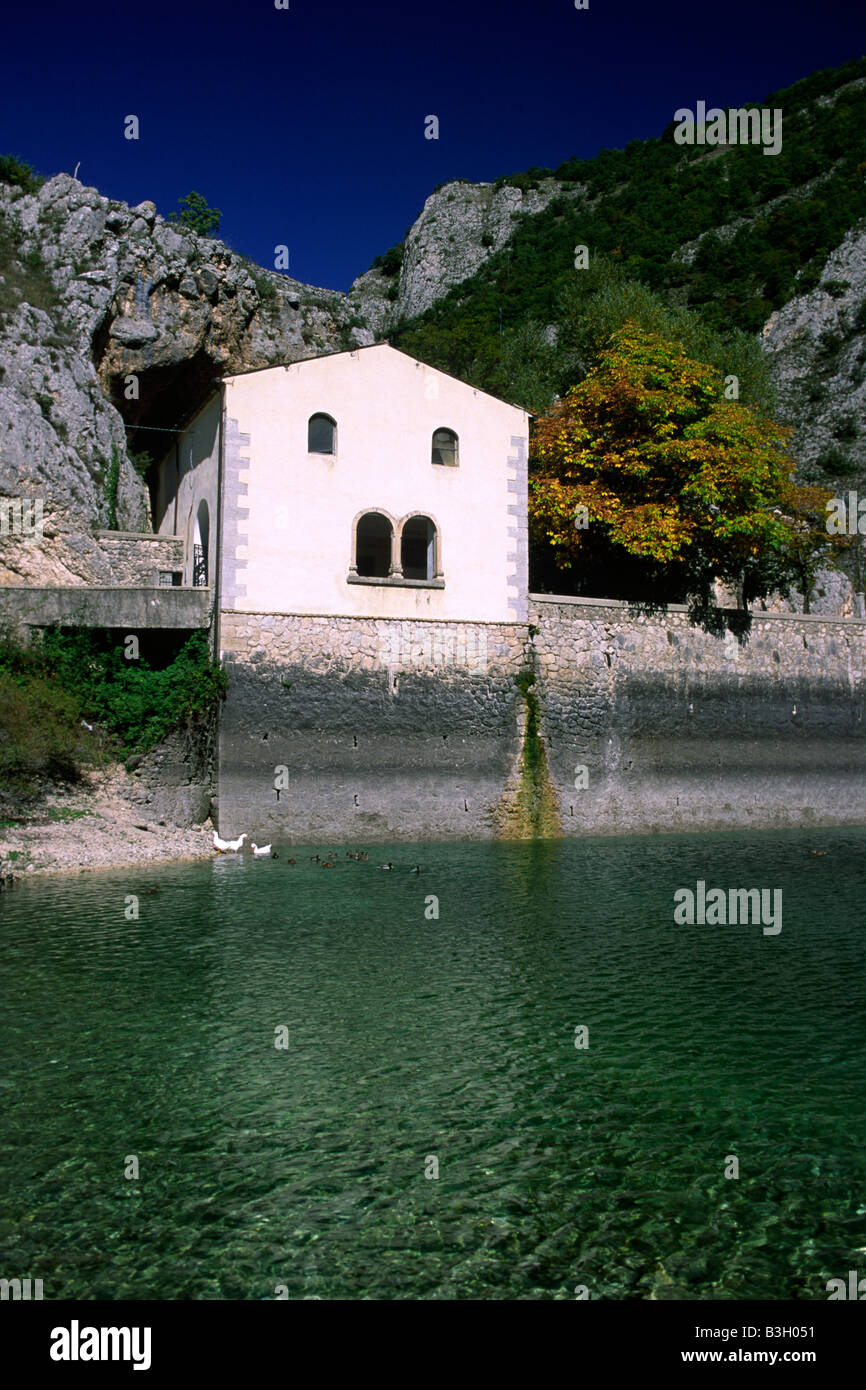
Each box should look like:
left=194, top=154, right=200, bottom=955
left=351, top=512, right=440, bottom=584
left=308, top=413, right=336, bottom=455
left=431, top=428, right=458, bottom=466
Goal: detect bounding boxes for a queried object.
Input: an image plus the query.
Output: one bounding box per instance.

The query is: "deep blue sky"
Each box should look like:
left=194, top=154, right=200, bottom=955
left=3, top=0, right=865, bottom=292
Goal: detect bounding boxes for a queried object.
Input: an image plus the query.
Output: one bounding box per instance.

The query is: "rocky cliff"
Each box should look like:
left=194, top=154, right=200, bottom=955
left=0, top=174, right=368, bottom=583
left=3, top=77, right=866, bottom=592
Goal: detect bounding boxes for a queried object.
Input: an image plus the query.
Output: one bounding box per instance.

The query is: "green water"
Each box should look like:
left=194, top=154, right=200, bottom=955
left=1, top=829, right=865, bottom=1300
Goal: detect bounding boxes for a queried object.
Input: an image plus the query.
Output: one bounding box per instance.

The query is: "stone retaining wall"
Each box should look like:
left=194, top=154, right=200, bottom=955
left=214, top=599, right=866, bottom=842
left=531, top=595, right=866, bottom=834
left=216, top=610, right=530, bottom=841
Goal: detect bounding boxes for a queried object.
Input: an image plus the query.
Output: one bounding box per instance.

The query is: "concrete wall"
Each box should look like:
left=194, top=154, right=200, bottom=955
left=0, top=585, right=212, bottom=633
left=215, top=595, right=866, bottom=842
left=220, top=344, right=529, bottom=623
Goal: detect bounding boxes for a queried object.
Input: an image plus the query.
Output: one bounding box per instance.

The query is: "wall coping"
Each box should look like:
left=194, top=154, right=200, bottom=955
left=0, top=585, right=209, bottom=593
left=528, top=592, right=866, bottom=625
left=94, top=530, right=183, bottom=542
left=221, top=608, right=529, bottom=627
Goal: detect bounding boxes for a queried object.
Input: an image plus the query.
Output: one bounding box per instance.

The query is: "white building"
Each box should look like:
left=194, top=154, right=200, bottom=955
left=154, top=343, right=530, bottom=627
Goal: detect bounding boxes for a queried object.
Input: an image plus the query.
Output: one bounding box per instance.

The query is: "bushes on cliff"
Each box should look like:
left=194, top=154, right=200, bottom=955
left=0, top=153, right=44, bottom=193
left=0, top=669, right=84, bottom=792
left=0, top=629, right=226, bottom=796
left=168, top=191, right=222, bottom=238
left=391, top=58, right=866, bottom=386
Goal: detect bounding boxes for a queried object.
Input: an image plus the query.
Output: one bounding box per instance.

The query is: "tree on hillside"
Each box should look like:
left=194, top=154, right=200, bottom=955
left=168, top=191, right=221, bottom=238
left=528, top=322, right=833, bottom=632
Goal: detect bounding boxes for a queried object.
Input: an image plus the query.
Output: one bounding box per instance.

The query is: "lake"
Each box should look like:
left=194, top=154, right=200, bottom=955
left=2, top=828, right=865, bottom=1300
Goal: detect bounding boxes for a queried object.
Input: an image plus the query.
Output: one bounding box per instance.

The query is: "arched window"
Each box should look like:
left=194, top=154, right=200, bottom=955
left=355, top=513, right=392, bottom=578
left=401, top=516, right=436, bottom=581
left=308, top=413, right=336, bottom=454
left=431, top=427, right=458, bottom=466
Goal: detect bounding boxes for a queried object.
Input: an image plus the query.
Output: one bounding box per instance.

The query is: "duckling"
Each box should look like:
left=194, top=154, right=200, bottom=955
left=310, top=854, right=320, bottom=863
left=287, top=857, right=296, bottom=865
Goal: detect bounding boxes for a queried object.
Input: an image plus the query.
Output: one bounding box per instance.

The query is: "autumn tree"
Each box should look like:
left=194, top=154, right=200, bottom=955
left=528, top=322, right=833, bottom=631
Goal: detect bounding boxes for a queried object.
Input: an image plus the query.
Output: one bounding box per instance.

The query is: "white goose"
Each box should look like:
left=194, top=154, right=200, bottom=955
left=250, top=842, right=273, bottom=858
left=213, top=831, right=248, bottom=853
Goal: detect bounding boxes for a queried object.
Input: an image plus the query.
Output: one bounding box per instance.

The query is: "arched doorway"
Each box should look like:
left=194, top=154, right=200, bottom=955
left=193, top=500, right=209, bottom=586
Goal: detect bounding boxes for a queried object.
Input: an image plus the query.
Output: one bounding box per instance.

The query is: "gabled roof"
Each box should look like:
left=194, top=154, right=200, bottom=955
left=220, top=342, right=532, bottom=415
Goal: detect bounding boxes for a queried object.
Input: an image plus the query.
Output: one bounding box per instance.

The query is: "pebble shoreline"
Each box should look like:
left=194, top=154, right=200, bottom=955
left=0, top=766, right=215, bottom=881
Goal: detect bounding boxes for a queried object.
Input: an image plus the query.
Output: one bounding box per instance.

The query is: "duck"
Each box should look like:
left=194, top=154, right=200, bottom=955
left=320, top=860, right=335, bottom=869
left=410, top=865, right=421, bottom=874
left=250, top=842, right=273, bottom=858
left=310, top=854, right=321, bottom=863
left=287, top=857, right=296, bottom=865
left=379, top=862, right=394, bottom=871
left=213, top=831, right=248, bottom=853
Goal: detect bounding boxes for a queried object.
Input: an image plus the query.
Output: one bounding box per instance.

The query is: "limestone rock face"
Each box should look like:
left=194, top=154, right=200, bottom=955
left=0, top=175, right=361, bottom=584
left=398, top=178, right=563, bottom=322
left=346, top=177, right=567, bottom=332
left=762, top=219, right=866, bottom=478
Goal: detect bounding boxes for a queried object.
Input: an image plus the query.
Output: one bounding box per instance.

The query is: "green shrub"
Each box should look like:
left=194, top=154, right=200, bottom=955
left=380, top=244, right=404, bottom=277
left=0, top=669, right=82, bottom=789
left=833, top=415, right=859, bottom=443
left=816, top=445, right=858, bottom=476
left=168, top=191, right=222, bottom=238
left=0, top=627, right=227, bottom=769
left=0, top=153, right=44, bottom=193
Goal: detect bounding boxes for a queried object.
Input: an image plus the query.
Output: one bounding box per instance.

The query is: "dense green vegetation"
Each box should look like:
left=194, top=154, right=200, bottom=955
left=0, top=629, right=225, bottom=798
left=391, top=56, right=866, bottom=407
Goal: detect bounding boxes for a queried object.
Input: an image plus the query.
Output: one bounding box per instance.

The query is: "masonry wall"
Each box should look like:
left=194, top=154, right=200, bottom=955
left=215, top=610, right=530, bottom=841
left=532, top=595, right=866, bottom=834
left=94, top=531, right=184, bottom=585
left=214, top=598, right=866, bottom=842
